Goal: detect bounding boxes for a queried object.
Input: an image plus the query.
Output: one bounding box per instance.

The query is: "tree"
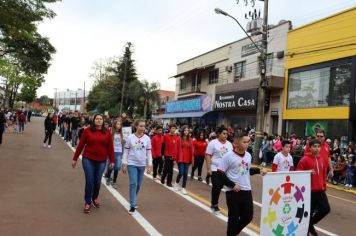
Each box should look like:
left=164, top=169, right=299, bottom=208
left=128, top=80, right=160, bottom=119
left=0, top=0, right=58, bottom=108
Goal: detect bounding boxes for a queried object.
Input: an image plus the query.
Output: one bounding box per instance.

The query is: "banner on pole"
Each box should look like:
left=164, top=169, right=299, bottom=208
left=122, top=127, right=132, bottom=140
left=260, top=171, right=311, bottom=236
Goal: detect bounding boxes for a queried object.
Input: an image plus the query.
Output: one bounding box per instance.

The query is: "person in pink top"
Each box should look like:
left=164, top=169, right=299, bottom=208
left=273, top=135, right=282, bottom=152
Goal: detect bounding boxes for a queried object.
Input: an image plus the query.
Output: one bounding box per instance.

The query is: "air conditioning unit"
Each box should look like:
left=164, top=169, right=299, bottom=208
left=225, top=65, right=233, bottom=73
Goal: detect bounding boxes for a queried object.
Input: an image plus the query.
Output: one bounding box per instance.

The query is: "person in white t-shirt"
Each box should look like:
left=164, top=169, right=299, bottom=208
left=106, top=120, right=124, bottom=188
left=272, top=140, right=294, bottom=172
left=217, top=133, right=267, bottom=236
left=122, top=120, right=152, bottom=215
left=205, top=127, right=233, bottom=214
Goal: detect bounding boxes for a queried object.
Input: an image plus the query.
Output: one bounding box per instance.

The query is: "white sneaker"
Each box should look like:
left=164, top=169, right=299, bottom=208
left=43, top=143, right=47, bottom=148
left=345, top=184, right=350, bottom=188
left=349, top=185, right=353, bottom=188
left=48, top=145, right=51, bottom=148
left=182, top=188, right=187, bottom=195
left=174, top=183, right=179, bottom=191
left=261, top=162, right=266, bottom=167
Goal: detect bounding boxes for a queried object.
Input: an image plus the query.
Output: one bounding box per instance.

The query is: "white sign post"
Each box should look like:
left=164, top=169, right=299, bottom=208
left=260, top=171, right=311, bottom=236
left=122, top=127, right=132, bottom=140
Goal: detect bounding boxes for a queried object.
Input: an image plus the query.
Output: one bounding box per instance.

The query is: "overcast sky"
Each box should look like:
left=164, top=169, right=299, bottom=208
left=37, top=0, right=356, bottom=97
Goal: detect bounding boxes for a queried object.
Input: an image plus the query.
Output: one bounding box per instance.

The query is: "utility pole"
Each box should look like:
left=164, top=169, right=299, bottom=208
left=74, top=91, right=78, bottom=112
left=83, top=81, right=86, bottom=112
left=119, top=56, right=128, bottom=115
left=54, top=88, right=58, bottom=109
left=253, top=0, right=269, bottom=164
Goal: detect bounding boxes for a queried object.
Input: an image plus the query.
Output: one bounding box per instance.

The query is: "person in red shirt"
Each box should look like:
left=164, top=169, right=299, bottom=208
left=305, top=130, right=334, bottom=183
left=18, top=111, right=26, bottom=133
left=161, top=124, right=180, bottom=187
left=297, top=138, right=330, bottom=236
left=72, top=114, right=114, bottom=214
left=151, top=126, right=164, bottom=179
left=191, top=131, right=208, bottom=181
left=174, top=126, right=194, bottom=195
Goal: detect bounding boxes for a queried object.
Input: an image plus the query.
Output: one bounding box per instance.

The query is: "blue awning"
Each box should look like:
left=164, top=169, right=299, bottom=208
left=154, top=111, right=208, bottom=119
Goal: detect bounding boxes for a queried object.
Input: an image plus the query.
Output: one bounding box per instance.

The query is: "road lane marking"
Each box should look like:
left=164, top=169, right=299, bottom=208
left=144, top=173, right=259, bottom=236
left=61, top=133, right=162, bottom=236
left=327, top=193, right=356, bottom=204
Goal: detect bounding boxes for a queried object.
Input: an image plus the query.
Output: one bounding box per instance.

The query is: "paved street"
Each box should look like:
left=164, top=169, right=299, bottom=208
left=0, top=118, right=355, bottom=236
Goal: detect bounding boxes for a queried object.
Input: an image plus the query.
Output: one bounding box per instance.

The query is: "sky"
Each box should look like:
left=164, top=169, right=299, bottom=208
left=37, top=0, right=356, bottom=97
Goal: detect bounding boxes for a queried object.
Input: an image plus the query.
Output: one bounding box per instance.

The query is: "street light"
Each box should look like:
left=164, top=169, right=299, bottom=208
left=214, top=8, right=262, bottom=54
left=214, top=3, right=269, bottom=164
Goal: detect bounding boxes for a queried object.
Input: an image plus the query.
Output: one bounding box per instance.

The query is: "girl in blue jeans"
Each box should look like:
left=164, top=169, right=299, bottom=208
left=106, top=120, right=124, bottom=189
left=122, top=120, right=152, bottom=214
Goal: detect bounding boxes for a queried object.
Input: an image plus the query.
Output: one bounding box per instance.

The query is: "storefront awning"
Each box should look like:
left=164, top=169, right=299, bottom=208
left=154, top=111, right=208, bottom=119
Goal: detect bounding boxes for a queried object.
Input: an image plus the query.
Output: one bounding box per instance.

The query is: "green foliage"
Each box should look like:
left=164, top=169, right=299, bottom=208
left=87, top=43, right=160, bottom=118
left=0, top=0, right=58, bottom=108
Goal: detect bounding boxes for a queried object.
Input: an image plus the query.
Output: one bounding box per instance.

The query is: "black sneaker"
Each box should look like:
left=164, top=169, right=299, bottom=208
left=308, top=225, right=318, bottom=236
left=92, top=198, right=100, bottom=208
left=167, top=183, right=173, bottom=187
left=106, top=178, right=111, bottom=186
left=160, top=178, right=165, bottom=185
left=198, top=177, right=203, bottom=182
left=206, top=176, right=210, bottom=185
left=128, top=207, right=135, bottom=215
left=211, top=205, right=220, bottom=214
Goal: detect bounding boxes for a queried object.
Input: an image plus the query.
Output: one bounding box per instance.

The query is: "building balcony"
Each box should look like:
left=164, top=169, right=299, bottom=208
left=177, top=85, right=206, bottom=99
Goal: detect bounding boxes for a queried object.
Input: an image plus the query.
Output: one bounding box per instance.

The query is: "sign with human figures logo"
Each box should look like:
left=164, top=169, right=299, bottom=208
left=260, top=171, right=311, bottom=236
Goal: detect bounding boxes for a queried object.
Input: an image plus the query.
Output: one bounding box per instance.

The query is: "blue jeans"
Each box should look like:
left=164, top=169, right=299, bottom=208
left=127, top=165, right=145, bottom=208
left=346, top=167, right=354, bottom=185
left=19, top=121, right=25, bottom=132
left=176, top=163, right=190, bottom=188
left=82, top=157, right=106, bottom=204
left=71, top=129, right=78, bottom=146
left=114, top=152, right=123, bottom=171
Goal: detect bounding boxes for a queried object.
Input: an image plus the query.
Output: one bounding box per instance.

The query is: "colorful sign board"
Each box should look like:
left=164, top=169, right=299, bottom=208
left=260, top=171, right=311, bottom=236
left=166, top=96, right=212, bottom=113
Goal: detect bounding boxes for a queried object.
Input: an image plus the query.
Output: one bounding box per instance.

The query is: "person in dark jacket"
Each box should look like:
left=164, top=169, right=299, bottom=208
left=0, top=110, right=7, bottom=145
left=43, top=113, right=56, bottom=148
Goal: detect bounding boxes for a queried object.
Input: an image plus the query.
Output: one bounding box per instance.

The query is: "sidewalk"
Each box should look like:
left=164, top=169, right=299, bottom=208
left=0, top=118, right=147, bottom=236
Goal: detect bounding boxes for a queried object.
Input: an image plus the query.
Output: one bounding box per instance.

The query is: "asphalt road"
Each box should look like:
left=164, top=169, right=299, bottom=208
left=0, top=117, right=355, bottom=236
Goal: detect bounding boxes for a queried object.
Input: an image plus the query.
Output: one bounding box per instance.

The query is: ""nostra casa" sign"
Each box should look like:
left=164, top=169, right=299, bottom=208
left=214, top=90, right=257, bottom=111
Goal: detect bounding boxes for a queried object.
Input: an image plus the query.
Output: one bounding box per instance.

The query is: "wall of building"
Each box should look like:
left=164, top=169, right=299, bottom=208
left=283, top=7, right=356, bottom=120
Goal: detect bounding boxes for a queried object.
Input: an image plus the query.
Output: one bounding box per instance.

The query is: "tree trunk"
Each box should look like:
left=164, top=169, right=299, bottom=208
left=143, top=99, right=148, bottom=119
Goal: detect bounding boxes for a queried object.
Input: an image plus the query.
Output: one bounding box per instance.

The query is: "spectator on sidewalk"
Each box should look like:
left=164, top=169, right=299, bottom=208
left=345, top=145, right=355, bottom=188
left=72, top=114, right=114, bottom=214
left=332, top=156, right=346, bottom=185
left=43, top=113, right=56, bottom=148
left=0, top=110, right=7, bottom=145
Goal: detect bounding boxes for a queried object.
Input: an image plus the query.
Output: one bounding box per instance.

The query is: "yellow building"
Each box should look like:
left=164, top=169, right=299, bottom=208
left=283, top=7, right=356, bottom=142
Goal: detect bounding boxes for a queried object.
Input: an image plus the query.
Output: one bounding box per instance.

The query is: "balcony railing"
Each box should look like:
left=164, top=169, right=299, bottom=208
left=178, top=85, right=205, bottom=95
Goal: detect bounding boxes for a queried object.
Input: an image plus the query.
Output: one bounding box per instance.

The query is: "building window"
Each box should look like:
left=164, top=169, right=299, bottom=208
left=234, top=61, right=246, bottom=79
left=209, top=69, right=219, bottom=84
left=180, top=78, right=187, bottom=90
left=266, top=53, right=273, bottom=73
left=287, top=62, right=352, bottom=109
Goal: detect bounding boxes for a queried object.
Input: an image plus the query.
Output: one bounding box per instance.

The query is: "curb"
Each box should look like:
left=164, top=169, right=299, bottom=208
left=251, top=164, right=356, bottom=195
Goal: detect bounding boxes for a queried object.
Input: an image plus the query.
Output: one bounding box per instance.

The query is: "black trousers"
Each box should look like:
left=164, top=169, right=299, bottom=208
left=0, top=124, right=4, bottom=144
left=191, top=155, right=205, bottom=177
left=152, top=157, right=163, bottom=177
left=44, top=130, right=53, bottom=145
left=309, top=191, right=330, bottom=232
left=161, top=157, right=174, bottom=185
left=211, top=171, right=224, bottom=206
left=226, top=190, right=253, bottom=236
